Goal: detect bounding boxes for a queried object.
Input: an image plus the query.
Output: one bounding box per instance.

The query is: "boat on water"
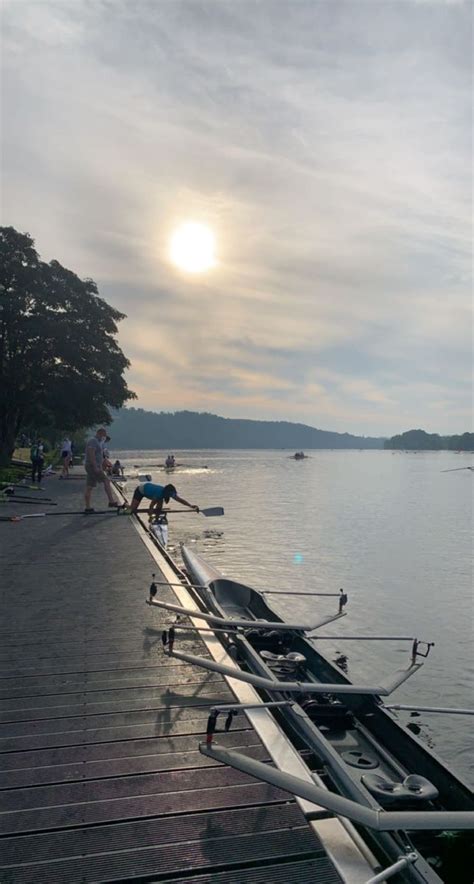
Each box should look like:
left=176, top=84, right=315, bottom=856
left=149, top=544, right=473, bottom=884
left=293, top=451, right=306, bottom=459
left=110, top=472, right=152, bottom=483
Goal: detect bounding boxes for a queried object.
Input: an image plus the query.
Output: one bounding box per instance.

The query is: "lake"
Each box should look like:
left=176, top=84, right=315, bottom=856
left=118, top=448, right=474, bottom=786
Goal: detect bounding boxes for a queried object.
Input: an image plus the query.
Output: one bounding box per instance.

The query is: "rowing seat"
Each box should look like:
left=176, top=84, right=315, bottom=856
left=361, top=773, right=439, bottom=804
left=301, top=699, right=354, bottom=731
left=244, top=631, right=289, bottom=653
left=260, top=650, right=306, bottom=676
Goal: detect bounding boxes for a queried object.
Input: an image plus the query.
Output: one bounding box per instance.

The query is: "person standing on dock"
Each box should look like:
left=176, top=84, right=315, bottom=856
left=30, top=438, right=44, bottom=484
left=60, top=437, right=72, bottom=478
left=130, top=482, right=199, bottom=517
left=84, top=428, right=121, bottom=513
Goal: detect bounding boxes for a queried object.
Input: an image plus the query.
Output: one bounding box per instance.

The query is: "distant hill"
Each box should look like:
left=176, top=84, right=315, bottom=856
left=384, top=429, right=474, bottom=451
left=108, top=408, right=385, bottom=450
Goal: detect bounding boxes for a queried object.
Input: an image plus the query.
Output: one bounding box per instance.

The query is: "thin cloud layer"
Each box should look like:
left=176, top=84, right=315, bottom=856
left=1, top=0, right=472, bottom=434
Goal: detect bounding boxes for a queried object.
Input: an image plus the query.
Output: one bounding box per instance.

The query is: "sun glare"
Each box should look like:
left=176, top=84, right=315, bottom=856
left=170, top=222, right=216, bottom=273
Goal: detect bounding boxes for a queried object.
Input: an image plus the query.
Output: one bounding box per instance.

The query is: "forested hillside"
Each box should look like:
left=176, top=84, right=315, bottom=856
left=384, top=429, right=474, bottom=450
left=109, top=408, right=385, bottom=449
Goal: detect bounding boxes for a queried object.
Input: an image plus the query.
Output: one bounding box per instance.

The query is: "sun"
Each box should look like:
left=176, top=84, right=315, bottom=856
left=170, top=222, right=216, bottom=273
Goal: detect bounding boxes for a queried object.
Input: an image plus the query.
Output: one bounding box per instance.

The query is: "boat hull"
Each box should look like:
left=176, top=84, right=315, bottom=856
left=181, top=545, right=473, bottom=811
left=180, top=545, right=474, bottom=883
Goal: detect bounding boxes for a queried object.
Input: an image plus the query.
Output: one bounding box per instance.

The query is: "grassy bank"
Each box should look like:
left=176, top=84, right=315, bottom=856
left=0, top=448, right=60, bottom=485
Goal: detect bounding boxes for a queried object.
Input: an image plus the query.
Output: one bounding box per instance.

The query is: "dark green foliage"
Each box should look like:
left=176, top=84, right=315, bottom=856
left=108, top=407, right=385, bottom=449
left=384, top=429, right=443, bottom=450
left=444, top=432, right=474, bottom=451
left=0, top=226, right=135, bottom=464
left=384, top=429, right=474, bottom=450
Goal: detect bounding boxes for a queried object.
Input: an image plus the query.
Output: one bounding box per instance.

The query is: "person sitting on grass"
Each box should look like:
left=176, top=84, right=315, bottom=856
left=84, top=428, right=121, bottom=514
left=130, top=482, right=199, bottom=517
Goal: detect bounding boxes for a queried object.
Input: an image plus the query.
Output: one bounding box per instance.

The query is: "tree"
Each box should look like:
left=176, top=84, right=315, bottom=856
left=0, top=226, right=135, bottom=464
left=384, top=429, right=442, bottom=450
left=384, top=429, right=472, bottom=450
left=107, top=406, right=385, bottom=449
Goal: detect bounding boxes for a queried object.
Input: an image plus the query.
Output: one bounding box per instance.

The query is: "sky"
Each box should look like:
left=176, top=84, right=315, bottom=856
left=1, top=0, right=472, bottom=436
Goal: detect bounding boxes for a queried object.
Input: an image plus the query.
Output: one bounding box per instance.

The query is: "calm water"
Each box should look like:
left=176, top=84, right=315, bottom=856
left=119, top=448, right=473, bottom=785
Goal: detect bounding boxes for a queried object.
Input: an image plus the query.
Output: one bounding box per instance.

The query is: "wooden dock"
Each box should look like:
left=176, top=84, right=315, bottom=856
left=0, top=475, right=346, bottom=883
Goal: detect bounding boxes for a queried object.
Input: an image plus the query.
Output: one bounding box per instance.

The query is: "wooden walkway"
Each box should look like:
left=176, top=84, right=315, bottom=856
left=0, top=475, right=342, bottom=883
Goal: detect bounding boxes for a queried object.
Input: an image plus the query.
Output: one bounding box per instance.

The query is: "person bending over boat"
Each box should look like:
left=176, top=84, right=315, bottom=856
left=130, top=482, right=199, bottom=517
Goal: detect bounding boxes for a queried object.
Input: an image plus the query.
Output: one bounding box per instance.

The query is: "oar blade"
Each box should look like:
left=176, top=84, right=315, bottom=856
left=201, top=507, right=224, bottom=517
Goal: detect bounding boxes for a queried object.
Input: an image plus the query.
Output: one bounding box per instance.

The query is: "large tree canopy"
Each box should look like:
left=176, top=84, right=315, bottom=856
left=0, top=226, right=135, bottom=463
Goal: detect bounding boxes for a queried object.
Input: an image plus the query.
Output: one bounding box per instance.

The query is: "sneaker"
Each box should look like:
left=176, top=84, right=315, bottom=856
left=84, top=508, right=95, bottom=514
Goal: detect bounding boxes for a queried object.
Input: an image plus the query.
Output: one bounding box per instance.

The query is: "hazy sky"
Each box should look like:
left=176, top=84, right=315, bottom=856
left=1, top=0, right=472, bottom=435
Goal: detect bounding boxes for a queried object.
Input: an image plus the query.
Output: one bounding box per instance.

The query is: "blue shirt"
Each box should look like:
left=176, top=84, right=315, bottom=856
left=142, top=483, right=176, bottom=501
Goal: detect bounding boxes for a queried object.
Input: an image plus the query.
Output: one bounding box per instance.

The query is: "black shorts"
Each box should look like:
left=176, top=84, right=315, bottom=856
left=132, top=488, right=144, bottom=503
left=61, top=451, right=70, bottom=459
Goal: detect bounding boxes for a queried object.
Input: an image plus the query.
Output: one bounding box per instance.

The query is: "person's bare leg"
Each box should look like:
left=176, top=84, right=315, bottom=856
left=103, top=476, right=118, bottom=504
left=85, top=486, right=92, bottom=509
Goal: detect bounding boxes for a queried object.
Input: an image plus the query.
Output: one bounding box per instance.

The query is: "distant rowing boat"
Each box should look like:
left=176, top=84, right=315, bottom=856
left=441, top=466, right=473, bottom=473
left=132, top=464, right=209, bottom=471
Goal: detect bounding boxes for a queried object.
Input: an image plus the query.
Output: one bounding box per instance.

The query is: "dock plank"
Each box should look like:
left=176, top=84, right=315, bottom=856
left=0, top=476, right=340, bottom=883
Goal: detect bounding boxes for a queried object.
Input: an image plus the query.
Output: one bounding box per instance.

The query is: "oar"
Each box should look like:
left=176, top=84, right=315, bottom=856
left=0, top=489, right=54, bottom=501
left=0, top=508, right=128, bottom=522
left=1, top=507, right=225, bottom=521
left=441, top=466, right=473, bottom=472
left=0, top=493, right=51, bottom=502
left=0, top=498, right=57, bottom=506
left=0, top=492, right=55, bottom=503
left=136, top=506, right=224, bottom=517
left=0, top=505, right=224, bottom=523
left=0, top=482, right=45, bottom=491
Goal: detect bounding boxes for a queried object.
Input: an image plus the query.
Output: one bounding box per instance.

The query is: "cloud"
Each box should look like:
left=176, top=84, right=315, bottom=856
left=1, top=0, right=472, bottom=434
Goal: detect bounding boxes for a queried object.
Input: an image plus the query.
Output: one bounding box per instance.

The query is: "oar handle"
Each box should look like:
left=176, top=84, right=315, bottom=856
left=136, top=508, right=193, bottom=514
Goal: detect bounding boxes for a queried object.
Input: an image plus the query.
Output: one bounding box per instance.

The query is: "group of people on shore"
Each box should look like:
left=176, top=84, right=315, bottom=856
left=29, top=436, right=75, bottom=484
left=83, top=428, right=199, bottom=516
left=27, top=427, right=199, bottom=516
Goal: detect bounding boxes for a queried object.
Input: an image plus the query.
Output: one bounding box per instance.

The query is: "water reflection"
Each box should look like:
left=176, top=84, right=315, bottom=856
left=119, top=448, right=473, bottom=785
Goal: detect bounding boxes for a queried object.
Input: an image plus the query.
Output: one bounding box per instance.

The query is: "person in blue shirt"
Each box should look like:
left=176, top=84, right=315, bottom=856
left=130, top=482, right=199, bottom=516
